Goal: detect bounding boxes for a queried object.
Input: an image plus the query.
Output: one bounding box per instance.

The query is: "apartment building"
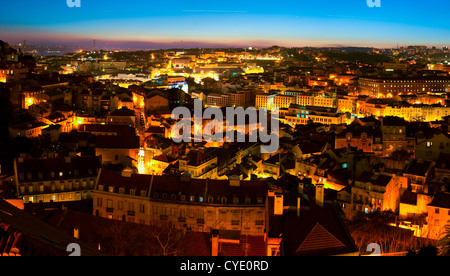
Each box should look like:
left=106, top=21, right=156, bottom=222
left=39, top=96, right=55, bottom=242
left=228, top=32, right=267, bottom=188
left=359, top=76, right=450, bottom=98
left=14, top=156, right=102, bottom=204
left=93, top=170, right=269, bottom=236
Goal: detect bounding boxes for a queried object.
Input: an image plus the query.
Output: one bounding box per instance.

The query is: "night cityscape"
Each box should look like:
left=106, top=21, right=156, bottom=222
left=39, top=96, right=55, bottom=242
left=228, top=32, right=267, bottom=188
left=1, top=0, right=450, bottom=263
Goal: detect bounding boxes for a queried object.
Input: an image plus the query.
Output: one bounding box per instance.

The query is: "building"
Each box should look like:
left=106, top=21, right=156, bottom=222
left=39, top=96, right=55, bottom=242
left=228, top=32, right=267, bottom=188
left=255, top=94, right=275, bottom=110
left=0, top=199, right=103, bottom=256
left=8, top=121, right=48, bottom=140
left=337, top=98, right=354, bottom=113
left=426, top=192, right=450, bottom=240
left=148, top=154, right=177, bottom=175
left=14, top=156, right=102, bottom=204
left=145, top=90, right=170, bottom=112
left=335, top=127, right=374, bottom=153
left=0, top=66, right=28, bottom=83
left=79, top=89, right=105, bottom=111
left=350, top=172, right=408, bottom=220
left=313, top=96, right=335, bottom=108
left=273, top=95, right=296, bottom=109
left=415, top=129, right=450, bottom=161
left=206, top=93, right=230, bottom=108
left=285, top=105, right=346, bottom=126
left=106, top=107, right=136, bottom=127
left=230, top=92, right=246, bottom=107
left=381, top=116, right=413, bottom=157
left=95, top=133, right=140, bottom=166
left=359, top=76, right=450, bottom=98
left=93, top=170, right=269, bottom=236
left=266, top=184, right=359, bottom=256
left=179, top=150, right=218, bottom=179
left=402, top=159, right=434, bottom=194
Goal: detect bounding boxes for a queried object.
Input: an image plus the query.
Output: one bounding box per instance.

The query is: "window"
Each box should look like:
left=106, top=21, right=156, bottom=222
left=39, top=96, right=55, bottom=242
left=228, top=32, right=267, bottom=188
left=152, top=206, right=158, bottom=215
left=140, top=204, right=146, bottom=214
left=255, top=220, right=264, bottom=226
left=118, top=201, right=124, bottom=210
left=97, top=197, right=102, bottom=207
left=435, top=208, right=440, bottom=214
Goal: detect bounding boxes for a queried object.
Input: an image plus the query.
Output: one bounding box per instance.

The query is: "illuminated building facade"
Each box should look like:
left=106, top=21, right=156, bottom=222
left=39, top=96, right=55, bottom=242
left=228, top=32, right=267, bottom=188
left=273, top=95, right=296, bottom=109
left=230, top=92, right=246, bottom=107
left=255, top=94, right=275, bottom=110
left=93, top=170, right=268, bottom=236
left=206, top=94, right=230, bottom=108
left=335, top=130, right=374, bottom=153
left=381, top=116, right=414, bottom=157
left=350, top=172, right=408, bottom=220
left=359, top=76, right=450, bottom=98
left=14, top=156, right=102, bottom=204
left=285, top=105, right=346, bottom=126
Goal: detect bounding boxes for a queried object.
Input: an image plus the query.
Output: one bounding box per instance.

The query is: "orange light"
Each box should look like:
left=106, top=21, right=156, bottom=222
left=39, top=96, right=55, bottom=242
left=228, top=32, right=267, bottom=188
left=387, top=93, right=393, bottom=98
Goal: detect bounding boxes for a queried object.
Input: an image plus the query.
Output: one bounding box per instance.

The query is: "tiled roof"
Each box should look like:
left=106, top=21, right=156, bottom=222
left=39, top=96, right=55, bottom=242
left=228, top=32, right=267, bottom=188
left=97, top=170, right=269, bottom=204
left=428, top=192, right=450, bottom=209
left=79, top=124, right=135, bottom=136
left=269, top=201, right=359, bottom=256
left=219, top=235, right=266, bottom=256
left=400, top=190, right=418, bottom=205
left=110, top=107, right=135, bottom=117
left=15, top=156, right=101, bottom=183
left=357, top=172, right=393, bottom=187
left=0, top=199, right=102, bottom=256
left=96, top=133, right=140, bottom=149
left=183, top=150, right=214, bottom=166
left=403, top=159, right=433, bottom=177
left=152, top=154, right=176, bottom=163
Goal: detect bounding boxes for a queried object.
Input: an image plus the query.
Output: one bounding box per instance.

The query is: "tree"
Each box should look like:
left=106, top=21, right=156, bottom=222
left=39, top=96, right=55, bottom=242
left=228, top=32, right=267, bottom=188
left=437, top=221, right=450, bottom=256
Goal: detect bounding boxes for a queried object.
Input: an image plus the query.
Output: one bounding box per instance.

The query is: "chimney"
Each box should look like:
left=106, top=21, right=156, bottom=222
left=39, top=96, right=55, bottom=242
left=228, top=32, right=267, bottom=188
left=268, top=191, right=284, bottom=215
left=211, top=232, right=219, bottom=257
left=315, top=183, right=324, bottom=207
left=298, top=182, right=304, bottom=195
left=74, top=227, right=80, bottom=239
left=229, top=175, right=240, bottom=187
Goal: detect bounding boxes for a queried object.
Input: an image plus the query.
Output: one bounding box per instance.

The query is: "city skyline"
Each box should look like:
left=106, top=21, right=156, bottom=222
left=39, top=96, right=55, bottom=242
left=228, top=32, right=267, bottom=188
left=1, top=0, right=450, bottom=49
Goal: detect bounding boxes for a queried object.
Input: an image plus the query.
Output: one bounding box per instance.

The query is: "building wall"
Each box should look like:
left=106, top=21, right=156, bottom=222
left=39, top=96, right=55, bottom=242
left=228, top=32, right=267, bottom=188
left=93, top=190, right=266, bottom=236
left=426, top=206, right=450, bottom=240
left=145, top=95, right=169, bottom=112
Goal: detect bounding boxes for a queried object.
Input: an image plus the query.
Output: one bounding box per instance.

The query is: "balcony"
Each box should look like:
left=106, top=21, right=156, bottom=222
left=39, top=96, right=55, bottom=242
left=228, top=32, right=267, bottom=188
left=106, top=207, right=114, bottom=213
left=178, top=217, right=186, bottom=223
left=127, top=210, right=135, bottom=216
left=160, top=215, right=168, bottom=221
left=197, top=219, right=205, bottom=225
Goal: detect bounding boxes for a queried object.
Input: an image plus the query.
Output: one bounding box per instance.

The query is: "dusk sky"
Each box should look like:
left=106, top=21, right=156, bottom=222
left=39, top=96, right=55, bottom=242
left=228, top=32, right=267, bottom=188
left=1, top=0, right=449, bottom=49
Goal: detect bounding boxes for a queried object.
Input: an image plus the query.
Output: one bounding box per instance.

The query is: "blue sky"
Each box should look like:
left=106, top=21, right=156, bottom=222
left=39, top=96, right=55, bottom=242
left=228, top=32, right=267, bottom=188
left=0, top=0, right=449, bottom=48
